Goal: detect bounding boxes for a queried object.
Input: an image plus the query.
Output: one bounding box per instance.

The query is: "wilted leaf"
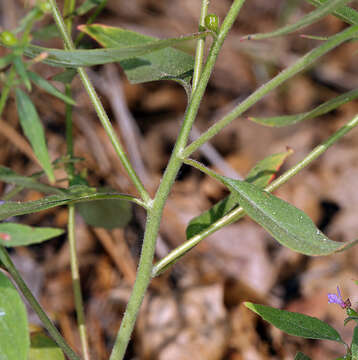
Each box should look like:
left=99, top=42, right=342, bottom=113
left=0, top=271, right=30, bottom=360
left=0, top=223, right=64, bottom=247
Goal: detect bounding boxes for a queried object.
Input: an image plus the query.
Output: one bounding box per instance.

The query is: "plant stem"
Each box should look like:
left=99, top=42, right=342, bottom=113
left=68, top=204, right=91, bottom=360
left=191, top=0, right=210, bottom=96
left=0, top=246, right=81, bottom=360
left=48, top=0, right=151, bottom=204
left=152, top=112, right=358, bottom=276
left=109, top=2, right=247, bottom=359
left=182, top=23, right=358, bottom=158
left=0, top=66, right=16, bottom=117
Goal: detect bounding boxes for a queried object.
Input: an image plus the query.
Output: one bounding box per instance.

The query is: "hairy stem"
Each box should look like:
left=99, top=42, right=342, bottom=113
left=109, top=1, right=247, bottom=359
left=152, top=112, right=358, bottom=276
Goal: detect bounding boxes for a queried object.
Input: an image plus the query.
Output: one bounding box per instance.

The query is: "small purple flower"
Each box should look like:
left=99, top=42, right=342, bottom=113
left=328, top=286, right=349, bottom=309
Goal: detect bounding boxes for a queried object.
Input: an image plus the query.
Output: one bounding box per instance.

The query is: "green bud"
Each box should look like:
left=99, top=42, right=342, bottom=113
left=0, top=31, right=18, bottom=46
left=204, top=14, right=219, bottom=34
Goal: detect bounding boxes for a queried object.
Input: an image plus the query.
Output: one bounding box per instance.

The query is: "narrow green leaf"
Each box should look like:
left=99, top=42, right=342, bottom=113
left=51, top=69, right=77, bottom=84
left=0, top=185, right=139, bottom=221
left=295, top=352, right=312, bottom=360
left=32, top=24, right=61, bottom=40
left=79, top=24, right=198, bottom=85
left=245, top=302, right=344, bottom=343
left=29, top=333, right=65, bottom=360
left=305, top=0, right=358, bottom=25
left=0, top=166, right=64, bottom=195
left=352, top=326, right=358, bottom=360
left=0, top=223, right=64, bottom=247
left=15, top=89, right=55, bottom=183
left=216, top=176, right=357, bottom=255
left=244, top=0, right=352, bottom=40
left=13, top=56, right=31, bottom=91
left=186, top=150, right=293, bottom=239
left=249, top=88, right=358, bottom=127
left=74, top=0, right=104, bottom=16
left=77, top=198, right=132, bottom=229
left=0, top=54, right=14, bottom=70
left=27, top=71, right=76, bottom=105
left=0, top=271, right=30, bottom=360
left=23, top=31, right=207, bottom=69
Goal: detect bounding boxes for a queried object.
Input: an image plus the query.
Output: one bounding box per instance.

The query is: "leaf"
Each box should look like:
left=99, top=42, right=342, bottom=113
left=186, top=150, right=293, bottom=239
left=27, top=71, right=76, bottom=105
left=13, top=56, right=31, bottom=91
left=51, top=69, right=77, bottom=84
left=249, top=88, right=358, bottom=127
left=15, top=89, right=55, bottom=183
left=0, top=223, right=64, bottom=247
left=0, top=166, right=64, bottom=194
left=217, top=176, right=358, bottom=255
left=305, top=0, right=358, bottom=25
left=23, top=31, right=207, bottom=70
left=79, top=24, right=198, bottom=85
left=0, top=54, right=14, bottom=70
left=77, top=197, right=132, bottom=229
left=245, top=302, right=344, bottom=343
left=0, top=185, right=138, bottom=221
left=295, top=352, right=312, bottom=360
left=344, top=316, right=358, bottom=326
left=74, top=0, right=104, bottom=16
left=0, top=271, right=30, bottom=360
left=29, top=333, right=65, bottom=360
left=352, top=326, right=358, bottom=360
left=244, top=0, right=352, bottom=40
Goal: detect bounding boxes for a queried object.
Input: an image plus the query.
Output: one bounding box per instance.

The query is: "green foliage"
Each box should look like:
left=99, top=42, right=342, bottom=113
left=244, top=0, right=352, bottom=40
left=295, top=352, right=312, bottom=360
left=245, top=302, right=344, bottom=343
left=29, top=333, right=65, bottom=360
left=77, top=197, right=132, bottom=229
left=0, top=223, right=64, bottom=247
left=351, top=326, right=358, bottom=360
left=78, top=24, right=200, bottom=86
left=15, top=89, right=55, bottom=183
left=216, top=175, right=358, bottom=255
left=0, top=185, right=138, bottom=221
left=0, top=271, right=30, bottom=360
left=249, top=88, right=358, bottom=127
left=186, top=150, right=292, bottom=239
left=0, top=31, right=18, bottom=46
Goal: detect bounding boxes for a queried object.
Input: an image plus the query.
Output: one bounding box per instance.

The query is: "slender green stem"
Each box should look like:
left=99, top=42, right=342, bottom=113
left=0, top=66, right=16, bottom=116
left=182, top=23, right=358, bottom=158
left=191, top=0, right=210, bottom=96
left=0, top=246, right=81, bottom=360
left=64, top=0, right=76, bottom=34
left=109, top=2, right=247, bottom=359
left=152, top=112, right=358, bottom=276
left=48, top=0, right=151, bottom=204
left=68, top=205, right=91, bottom=360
